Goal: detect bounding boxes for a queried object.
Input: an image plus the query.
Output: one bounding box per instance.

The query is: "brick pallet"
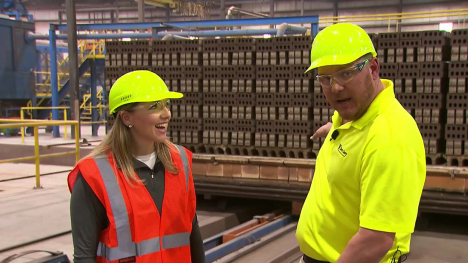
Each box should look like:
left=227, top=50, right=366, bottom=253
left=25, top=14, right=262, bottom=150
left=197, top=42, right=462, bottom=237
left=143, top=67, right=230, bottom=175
left=104, top=32, right=468, bottom=165
left=377, top=31, right=453, bottom=164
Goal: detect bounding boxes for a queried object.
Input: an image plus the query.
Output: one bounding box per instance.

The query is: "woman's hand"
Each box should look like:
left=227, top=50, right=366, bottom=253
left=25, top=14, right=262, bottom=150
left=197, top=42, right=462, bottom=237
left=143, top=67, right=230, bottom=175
left=310, top=122, right=332, bottom=141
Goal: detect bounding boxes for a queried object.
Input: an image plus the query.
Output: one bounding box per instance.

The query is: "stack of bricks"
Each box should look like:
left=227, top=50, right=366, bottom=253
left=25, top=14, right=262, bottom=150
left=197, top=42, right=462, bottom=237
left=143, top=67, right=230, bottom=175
left=378, top=31, right=451, bottom=163
left=200, top=38, right=256, bottom=155
left=446, top=29, right=468, bottom=166
left=313, top=79, right=333, bottom=154
left=163, top=40, right=203, bottom=152
left=255, top=36, right=315, bottom=159
left=103, top=31, right=468, bottom=166
left=417, top=31, right=451, bottom=163
left=104, top=40, right=151, bottom=92
left=232, top=39, right=257, bottom=155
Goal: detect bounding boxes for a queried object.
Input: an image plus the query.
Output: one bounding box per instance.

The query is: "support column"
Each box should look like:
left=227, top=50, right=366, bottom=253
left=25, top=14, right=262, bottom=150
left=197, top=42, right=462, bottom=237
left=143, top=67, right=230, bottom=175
left=90, top=60, right=98, bottom=136
left=115, top=9, right=119, bottom=23
left=49, top=28, right=60, bottom=137
left=397, top=0, right=402, bottom=32
left=301, top=0, right=304, bottom=16
left=270, top=0, right=274, bottom=29
left=66, top=0, right=81, bottom=139
left=165, top=3, right=170, bottom=22
left=301, top=0, right=304, bottom=26
left=138, top=0, right=144, bottom=22
left=220, top=0, right=225, bottom=20
left=36, top=52, right=42, bottom=88
left=333, top=1, right=338, bottom=23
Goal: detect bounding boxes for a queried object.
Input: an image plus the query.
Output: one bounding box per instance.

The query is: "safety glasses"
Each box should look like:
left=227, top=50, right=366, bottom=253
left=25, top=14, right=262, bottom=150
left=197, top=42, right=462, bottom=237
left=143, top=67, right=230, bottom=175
left=144, top=100, right=171, bottom=112
left=316, top=58, right=371, bottom=88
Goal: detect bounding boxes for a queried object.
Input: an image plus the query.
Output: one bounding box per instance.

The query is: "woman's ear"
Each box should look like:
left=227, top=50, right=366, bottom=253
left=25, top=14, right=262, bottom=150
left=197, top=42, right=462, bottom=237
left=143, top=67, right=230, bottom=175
left=120, top=111, right=132, bottom=126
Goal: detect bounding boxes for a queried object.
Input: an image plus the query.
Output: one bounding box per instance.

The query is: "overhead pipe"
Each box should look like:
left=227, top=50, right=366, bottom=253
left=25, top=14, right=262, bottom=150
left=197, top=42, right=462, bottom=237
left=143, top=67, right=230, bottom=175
left=161, top=34, right=190, bottom=40
left=226, top=6, right=269, bottom=19
left=276, top=22, right=307, bottom=36
left=27, top=27, right=306, bottom=42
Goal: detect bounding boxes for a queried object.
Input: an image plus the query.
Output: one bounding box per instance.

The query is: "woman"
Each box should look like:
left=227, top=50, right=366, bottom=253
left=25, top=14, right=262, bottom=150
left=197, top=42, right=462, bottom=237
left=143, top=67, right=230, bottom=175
left=67, top=70, right=205, bottom=263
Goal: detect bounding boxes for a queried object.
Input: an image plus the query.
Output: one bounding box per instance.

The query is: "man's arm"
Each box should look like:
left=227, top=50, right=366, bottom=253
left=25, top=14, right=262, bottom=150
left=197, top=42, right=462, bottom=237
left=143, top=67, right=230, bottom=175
left=310, top=122, right=332, bottom=141
left=337, top=140, right=425, bottom=263
left=336, top=227, right=394, bottom=263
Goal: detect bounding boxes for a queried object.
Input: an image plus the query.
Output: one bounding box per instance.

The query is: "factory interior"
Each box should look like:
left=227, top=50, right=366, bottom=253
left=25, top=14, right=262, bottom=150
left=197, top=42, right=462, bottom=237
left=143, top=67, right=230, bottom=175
left=1, top=0, right=468, bottom=262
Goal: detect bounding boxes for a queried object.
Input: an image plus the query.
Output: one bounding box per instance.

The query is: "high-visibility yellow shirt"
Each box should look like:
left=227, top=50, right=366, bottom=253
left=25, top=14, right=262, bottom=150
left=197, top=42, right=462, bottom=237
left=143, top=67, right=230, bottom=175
left=296, top=79, right=426, bottom=263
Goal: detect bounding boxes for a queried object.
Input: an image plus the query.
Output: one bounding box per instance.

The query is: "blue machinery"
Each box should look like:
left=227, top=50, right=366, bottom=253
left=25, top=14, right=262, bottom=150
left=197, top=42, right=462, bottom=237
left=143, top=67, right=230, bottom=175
left=203, top=213, right=293, bottom=262
left=29, top=15, right=319, bottom=137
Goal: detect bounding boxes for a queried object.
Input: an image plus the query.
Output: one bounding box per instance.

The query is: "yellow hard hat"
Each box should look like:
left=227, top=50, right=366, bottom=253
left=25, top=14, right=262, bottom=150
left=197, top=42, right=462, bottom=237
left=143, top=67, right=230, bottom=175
left=305, top=23, right=377, bottom=73
left=109, top=70, right=183, bottom=114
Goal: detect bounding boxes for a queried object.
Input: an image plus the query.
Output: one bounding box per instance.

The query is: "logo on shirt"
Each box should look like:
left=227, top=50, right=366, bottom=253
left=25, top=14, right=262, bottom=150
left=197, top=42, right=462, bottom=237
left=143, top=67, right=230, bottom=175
left=338, top=144, right=347, bottom=157
left=119, top=256, right=136, bottom=263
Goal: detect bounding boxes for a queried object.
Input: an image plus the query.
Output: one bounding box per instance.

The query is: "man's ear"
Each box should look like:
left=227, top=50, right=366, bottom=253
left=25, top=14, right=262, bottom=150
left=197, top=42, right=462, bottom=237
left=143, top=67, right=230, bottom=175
left=120, top=111, right=132, bottom=126
left=369, top=57, right=380, bottom=80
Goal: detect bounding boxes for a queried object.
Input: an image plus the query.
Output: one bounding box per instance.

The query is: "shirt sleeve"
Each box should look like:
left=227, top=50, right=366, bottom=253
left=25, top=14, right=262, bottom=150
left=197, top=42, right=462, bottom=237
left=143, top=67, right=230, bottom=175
left=190, top=214, right=206, bottom=263
left=70, top=172, right=109, bottom=263
left=359, top=143, right=425, bottom=233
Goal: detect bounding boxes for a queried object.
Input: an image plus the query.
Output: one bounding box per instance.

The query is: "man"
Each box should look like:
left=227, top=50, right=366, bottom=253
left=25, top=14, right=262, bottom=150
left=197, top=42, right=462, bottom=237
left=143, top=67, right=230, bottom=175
left=296, top=23, right=426, bottom=263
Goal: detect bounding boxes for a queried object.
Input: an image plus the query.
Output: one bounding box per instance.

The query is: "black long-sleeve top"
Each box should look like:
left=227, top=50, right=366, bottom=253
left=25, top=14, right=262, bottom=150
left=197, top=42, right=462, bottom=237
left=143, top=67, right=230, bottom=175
left=70, top=158, right=205, bottom=263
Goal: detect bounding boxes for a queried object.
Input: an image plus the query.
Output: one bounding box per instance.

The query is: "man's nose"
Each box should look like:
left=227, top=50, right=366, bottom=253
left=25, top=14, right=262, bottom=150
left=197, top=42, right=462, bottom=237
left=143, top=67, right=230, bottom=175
left=330, top=78, right=345, bottom=93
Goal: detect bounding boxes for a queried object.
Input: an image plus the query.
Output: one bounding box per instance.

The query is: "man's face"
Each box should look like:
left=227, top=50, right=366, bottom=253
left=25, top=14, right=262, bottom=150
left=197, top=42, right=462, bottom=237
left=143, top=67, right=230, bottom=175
left=317, top=57, right=379, bottom=121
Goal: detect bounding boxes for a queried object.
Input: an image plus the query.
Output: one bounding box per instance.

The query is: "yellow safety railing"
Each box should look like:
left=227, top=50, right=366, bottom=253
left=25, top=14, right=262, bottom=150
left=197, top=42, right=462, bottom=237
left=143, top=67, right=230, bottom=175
left=80, top=105, right=109, bottom=125
left=20, top=106, right=70, bottom=142
left=0, top=119, right=80, bottom=189
left=79, top=38, right=106, bottom=61
left=33, top=38, right=106, bottom=108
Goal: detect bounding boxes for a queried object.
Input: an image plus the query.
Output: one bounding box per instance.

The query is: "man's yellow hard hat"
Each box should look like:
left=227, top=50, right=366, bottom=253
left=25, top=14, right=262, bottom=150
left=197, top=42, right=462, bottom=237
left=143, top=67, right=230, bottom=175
left=305, top=23, right=377, bottom=73
left=109, top=70, right=183, bottom=114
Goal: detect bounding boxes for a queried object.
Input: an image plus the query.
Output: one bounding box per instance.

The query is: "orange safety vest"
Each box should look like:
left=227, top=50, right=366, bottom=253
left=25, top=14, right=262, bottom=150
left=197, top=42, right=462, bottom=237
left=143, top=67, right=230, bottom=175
left=67, top=144, right=196, bottom=263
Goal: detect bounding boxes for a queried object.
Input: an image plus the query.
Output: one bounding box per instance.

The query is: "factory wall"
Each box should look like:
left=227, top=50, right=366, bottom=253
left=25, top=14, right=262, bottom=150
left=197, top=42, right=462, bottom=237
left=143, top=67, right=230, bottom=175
left=28, top=0, right=468, bottom=35
left=0, top=18, right=36, bottom=100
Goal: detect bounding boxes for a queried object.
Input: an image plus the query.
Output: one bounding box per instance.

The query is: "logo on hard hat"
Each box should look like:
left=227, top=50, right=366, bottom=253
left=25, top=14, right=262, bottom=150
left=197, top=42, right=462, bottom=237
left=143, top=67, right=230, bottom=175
left=121, top=94, right=132, bottom=101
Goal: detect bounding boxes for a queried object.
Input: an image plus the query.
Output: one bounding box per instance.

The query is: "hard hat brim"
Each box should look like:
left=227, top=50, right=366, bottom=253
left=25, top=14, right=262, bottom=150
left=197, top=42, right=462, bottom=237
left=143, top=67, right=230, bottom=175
left=109, top=91, right=184, bottom=114
left=165, top=91, right=184, bottom=99
left=304, top=51, right=377, bottom=73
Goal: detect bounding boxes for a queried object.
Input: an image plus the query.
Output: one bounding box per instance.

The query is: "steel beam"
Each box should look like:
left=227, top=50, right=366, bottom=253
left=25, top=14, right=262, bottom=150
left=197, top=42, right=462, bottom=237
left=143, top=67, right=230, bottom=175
left=163, top=15, right=319, bottom=29
left=220, top=0, right=225, bottom=19
left=138, top=0, right=144, bottom=22
left=204, top=215, right=293, bottom=263
left=48, top=28, right=60, bottom=138
left=66, top=0, right=80, bottom=140
left=90, top=60, right=98, bottom=136
left=33, top=27, right=307, bottom=41
left=52, top=22, right=169, bottom=31
left=165, top=3, right=170, bottom=22
left=203, top=218, right=259, bottom=251
left=269, top=0, right=274, bottom=29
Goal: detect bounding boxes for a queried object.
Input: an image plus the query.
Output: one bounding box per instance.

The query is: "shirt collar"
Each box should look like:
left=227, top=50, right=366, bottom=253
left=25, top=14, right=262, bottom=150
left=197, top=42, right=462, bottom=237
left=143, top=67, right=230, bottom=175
left=115, top=154, right=160, bottom=169
left=332, top=79, right=394, bottom=131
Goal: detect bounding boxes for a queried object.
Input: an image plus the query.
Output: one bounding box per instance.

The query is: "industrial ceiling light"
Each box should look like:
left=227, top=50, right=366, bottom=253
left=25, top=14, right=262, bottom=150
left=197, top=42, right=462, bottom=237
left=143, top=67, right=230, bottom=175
left=439, top=22, right=453, bottom=32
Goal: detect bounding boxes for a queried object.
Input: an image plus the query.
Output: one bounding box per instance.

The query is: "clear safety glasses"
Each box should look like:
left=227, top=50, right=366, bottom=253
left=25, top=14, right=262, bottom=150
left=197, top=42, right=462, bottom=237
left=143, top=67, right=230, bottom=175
left=316, top=58, right=371, bottom=88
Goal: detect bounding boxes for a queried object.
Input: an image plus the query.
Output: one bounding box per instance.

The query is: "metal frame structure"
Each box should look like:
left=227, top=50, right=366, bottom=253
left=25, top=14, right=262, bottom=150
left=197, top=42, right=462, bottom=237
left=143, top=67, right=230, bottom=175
left=40, top=15, right=319, bottom=138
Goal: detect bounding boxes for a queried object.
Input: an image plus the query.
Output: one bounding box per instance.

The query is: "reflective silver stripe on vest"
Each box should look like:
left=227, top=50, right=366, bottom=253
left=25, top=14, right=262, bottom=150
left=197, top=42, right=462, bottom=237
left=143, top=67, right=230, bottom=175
left=175, top=144, right=189, bottom=192
left=93, top=155, right=191, bottom=261
left=162, top=232, right=190, bottom=250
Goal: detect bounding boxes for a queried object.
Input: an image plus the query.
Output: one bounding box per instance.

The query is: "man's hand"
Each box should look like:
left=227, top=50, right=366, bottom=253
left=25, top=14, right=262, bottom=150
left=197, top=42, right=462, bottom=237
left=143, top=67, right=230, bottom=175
left=336, top=227, right=395, bottom=263
left=310, top=122, right=332, bottom=141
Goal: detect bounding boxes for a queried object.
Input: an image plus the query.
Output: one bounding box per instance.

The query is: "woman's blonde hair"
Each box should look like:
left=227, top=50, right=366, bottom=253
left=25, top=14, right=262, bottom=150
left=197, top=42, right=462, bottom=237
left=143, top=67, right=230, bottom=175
left=87, top=103, right=178, bottom=185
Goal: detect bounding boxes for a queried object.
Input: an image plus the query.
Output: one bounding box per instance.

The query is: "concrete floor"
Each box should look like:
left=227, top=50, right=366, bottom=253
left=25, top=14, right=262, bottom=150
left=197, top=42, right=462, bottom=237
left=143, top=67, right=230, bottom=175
left=1, top=135, right=468, bottom=263
left=0, top=163, right=261, bottom=262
